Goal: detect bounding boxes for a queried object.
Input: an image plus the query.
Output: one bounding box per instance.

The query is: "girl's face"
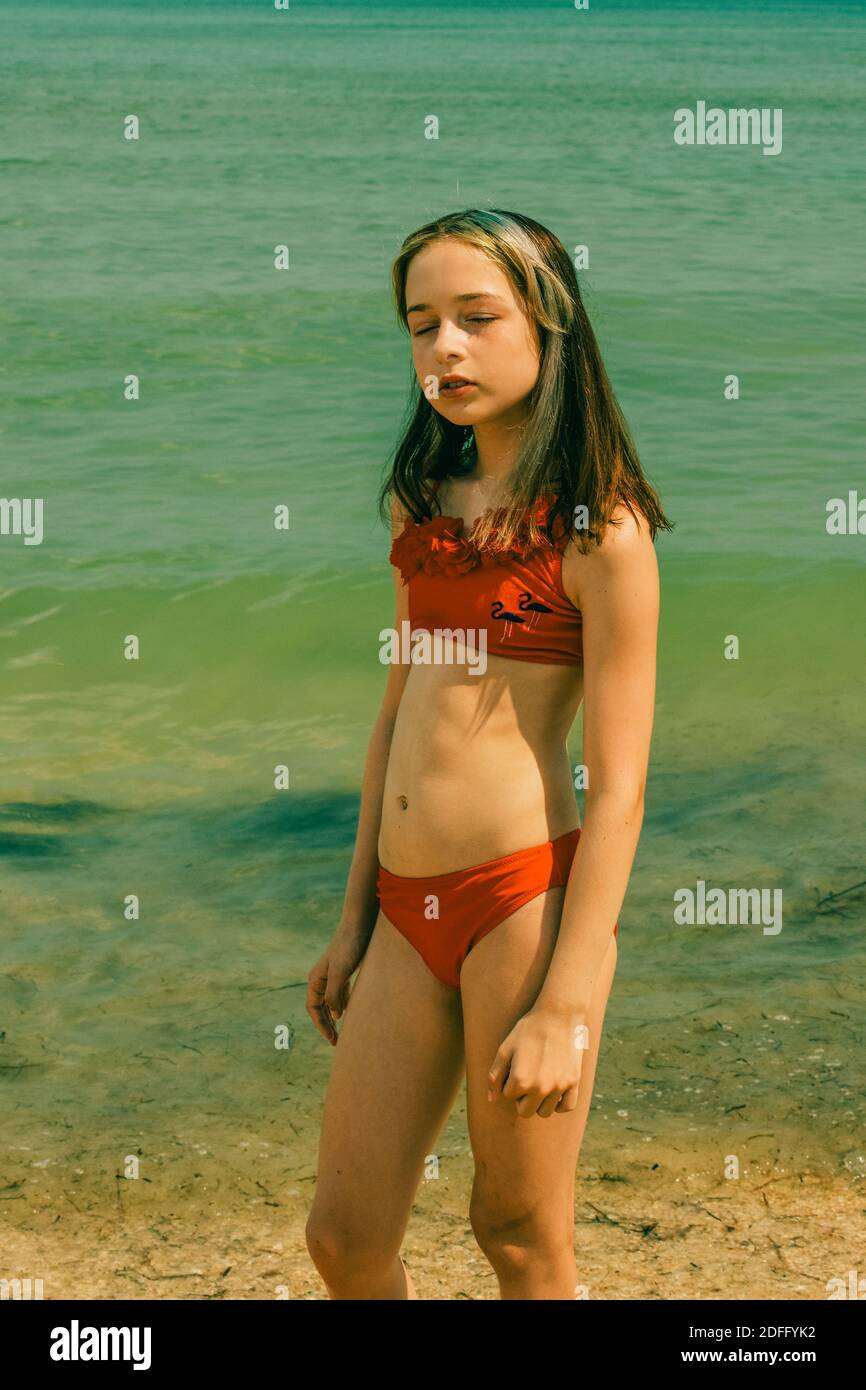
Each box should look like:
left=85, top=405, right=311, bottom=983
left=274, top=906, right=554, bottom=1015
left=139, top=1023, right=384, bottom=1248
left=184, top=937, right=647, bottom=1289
left=404, top=238, right=541, bottom=428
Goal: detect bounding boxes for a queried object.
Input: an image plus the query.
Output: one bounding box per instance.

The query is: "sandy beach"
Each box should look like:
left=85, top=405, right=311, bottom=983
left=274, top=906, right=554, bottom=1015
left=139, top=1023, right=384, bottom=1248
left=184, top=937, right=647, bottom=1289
left=4, top=1072, right=864, bottom=1300
left=5, top=1156, right=862, bottom=1302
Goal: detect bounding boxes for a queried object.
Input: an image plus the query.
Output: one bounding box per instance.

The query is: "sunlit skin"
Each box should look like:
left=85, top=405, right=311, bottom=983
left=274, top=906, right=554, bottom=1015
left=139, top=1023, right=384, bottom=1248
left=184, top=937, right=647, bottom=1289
left=397, top=239, right=601, bottom=1119
left=305, top=235, right=658, bottom=1299
left=405, top=237, right=541, bottom=486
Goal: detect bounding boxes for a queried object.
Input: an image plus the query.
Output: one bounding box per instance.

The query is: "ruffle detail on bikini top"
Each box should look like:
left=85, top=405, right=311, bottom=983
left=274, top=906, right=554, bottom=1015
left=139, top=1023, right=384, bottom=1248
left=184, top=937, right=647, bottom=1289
left=390, top=492, right=567, bottom=582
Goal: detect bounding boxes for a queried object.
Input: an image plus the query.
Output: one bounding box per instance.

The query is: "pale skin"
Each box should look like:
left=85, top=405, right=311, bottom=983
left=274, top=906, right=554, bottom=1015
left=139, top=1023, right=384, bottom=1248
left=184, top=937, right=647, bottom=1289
left=305, top=238, right=659, bottom=1299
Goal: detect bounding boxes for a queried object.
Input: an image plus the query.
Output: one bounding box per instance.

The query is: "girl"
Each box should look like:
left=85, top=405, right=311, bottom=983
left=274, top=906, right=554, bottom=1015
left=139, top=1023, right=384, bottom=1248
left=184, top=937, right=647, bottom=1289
left=305, top=208, right=671, bottom=1300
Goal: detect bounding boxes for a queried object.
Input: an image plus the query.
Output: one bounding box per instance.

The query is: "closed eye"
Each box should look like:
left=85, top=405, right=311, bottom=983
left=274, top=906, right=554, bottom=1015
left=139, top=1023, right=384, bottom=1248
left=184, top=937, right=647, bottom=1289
left=414, top=316, right=497, bottom=336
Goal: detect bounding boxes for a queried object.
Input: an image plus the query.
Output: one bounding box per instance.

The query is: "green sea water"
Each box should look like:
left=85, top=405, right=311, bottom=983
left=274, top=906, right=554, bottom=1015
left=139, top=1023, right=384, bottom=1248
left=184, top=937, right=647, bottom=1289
left=2, top=0, right=865, bottom=1238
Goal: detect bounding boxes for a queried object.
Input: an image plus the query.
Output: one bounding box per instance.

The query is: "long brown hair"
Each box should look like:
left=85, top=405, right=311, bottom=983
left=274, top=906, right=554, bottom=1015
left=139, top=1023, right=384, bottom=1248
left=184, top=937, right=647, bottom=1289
left=377, top=207, right=673, bottom=555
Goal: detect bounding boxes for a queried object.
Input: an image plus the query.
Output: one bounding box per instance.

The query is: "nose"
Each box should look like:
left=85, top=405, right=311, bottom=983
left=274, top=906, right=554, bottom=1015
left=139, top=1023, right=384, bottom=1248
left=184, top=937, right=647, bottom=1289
left=429, top=318, right=467, bottom=362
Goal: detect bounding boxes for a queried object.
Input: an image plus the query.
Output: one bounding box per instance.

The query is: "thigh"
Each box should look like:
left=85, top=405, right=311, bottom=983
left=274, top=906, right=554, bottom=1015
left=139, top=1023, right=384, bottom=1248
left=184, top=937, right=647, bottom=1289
left=308, top=908, right=466, bottom=1252
left=459, top=887, right=618, bottom=1232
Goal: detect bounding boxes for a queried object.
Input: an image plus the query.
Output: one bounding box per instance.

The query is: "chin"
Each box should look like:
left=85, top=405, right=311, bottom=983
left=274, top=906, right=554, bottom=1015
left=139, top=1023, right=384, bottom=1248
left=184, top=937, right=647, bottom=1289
left=434, top=400, right=477, bottom=415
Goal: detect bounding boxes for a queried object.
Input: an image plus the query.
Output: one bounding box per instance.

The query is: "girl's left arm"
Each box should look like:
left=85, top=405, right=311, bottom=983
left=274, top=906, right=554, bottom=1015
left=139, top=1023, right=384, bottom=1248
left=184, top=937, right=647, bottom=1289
left=534, top=503, right=660, bottom=1023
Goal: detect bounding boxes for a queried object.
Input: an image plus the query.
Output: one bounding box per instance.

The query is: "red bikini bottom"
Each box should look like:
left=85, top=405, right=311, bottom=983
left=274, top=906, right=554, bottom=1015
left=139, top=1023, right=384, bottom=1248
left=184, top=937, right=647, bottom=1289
left=376, top=826, right=618, bottom=991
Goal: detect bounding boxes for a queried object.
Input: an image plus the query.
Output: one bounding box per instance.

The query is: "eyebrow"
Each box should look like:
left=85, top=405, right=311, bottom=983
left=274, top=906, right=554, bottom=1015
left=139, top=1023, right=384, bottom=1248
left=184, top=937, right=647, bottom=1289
left=405, top=292, right=507, bottom=315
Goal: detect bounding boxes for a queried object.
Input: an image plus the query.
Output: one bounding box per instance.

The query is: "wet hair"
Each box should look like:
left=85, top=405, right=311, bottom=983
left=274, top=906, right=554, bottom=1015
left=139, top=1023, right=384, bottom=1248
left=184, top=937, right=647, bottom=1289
left=377, top=207, right=674, bottom=554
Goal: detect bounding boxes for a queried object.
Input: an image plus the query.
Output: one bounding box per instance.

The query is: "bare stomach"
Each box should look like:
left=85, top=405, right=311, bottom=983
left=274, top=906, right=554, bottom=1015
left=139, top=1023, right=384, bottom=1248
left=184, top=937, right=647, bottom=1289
left=378, top=657, right=585, bottom=875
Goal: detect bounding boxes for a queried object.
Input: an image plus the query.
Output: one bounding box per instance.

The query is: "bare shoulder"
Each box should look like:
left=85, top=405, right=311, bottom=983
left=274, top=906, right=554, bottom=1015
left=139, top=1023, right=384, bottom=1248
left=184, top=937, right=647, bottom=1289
left=560, top=501, right=658, bottom=613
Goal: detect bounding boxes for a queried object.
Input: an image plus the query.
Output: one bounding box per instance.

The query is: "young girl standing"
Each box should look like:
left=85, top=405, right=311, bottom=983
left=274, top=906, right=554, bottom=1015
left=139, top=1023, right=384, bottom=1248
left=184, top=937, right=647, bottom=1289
left=306, top=208, right=671, bottom=1299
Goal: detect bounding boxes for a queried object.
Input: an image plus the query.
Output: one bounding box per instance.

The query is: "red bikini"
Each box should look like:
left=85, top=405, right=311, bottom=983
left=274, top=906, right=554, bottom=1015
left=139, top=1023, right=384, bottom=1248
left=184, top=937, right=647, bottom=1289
left=388, top=486, right=584, bottom=665
left=376, top=484, right=618, bottom=991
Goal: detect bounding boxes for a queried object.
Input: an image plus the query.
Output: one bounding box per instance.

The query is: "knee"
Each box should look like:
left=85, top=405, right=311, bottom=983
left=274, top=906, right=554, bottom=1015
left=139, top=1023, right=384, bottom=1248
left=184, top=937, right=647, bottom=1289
left=305, top=1209, right=395, bottom=1283
left=469, top=1196, right=568, bottom=1273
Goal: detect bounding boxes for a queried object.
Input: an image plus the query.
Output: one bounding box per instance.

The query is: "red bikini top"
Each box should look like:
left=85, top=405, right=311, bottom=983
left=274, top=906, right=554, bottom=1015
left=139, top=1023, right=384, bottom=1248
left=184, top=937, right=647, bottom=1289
left=389, top=484, right=583, bottom=666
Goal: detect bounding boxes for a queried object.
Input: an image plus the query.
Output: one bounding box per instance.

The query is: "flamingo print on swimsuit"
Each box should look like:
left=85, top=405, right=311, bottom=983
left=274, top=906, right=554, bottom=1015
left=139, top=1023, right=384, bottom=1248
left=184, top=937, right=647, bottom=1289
left=517, top=590, right=553, bottom=630
left=489, top=589, right=553, bottom=643
left=488, top=600, right=526, bottom=642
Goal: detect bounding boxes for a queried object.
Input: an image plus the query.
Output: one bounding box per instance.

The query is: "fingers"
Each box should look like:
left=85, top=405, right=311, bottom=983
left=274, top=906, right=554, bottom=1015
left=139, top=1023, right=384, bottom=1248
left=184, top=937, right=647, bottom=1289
left=305, top=939, right=362, bottom=1045
left=330, top=973, right=353, bottom=1022
left=514, top=1091, right=545, bottom=1118
left=499, top=1079, right=580, bottom=1118
left=306, top=960, right=341, bottom=1045
left=537, top=1090, right=564, bottom=1119
left=501, top=1071, right=544, bottom=1117
left=307, top=999, right=337, bottom=1045
left=487, top=1045, right=512, bottom=1101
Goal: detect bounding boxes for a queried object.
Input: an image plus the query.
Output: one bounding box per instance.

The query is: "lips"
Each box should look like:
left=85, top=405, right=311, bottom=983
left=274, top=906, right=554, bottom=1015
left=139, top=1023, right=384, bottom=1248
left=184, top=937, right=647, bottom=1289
left=440, top=376, right=474, bottom=391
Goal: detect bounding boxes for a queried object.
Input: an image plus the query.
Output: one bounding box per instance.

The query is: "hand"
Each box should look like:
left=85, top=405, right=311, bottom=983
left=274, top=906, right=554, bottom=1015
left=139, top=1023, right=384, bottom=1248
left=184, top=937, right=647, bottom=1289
left=305, top=926, right=371, bottom=1046
left=487, top=1008, right=589, bottom=1118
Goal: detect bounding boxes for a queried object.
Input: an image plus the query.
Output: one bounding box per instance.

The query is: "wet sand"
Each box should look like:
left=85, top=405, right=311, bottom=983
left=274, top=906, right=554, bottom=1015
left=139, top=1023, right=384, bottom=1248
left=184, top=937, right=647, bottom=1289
left=4, top=1090, right=864, bottom=1300
left=5, top=1157, right=862, bottom=1301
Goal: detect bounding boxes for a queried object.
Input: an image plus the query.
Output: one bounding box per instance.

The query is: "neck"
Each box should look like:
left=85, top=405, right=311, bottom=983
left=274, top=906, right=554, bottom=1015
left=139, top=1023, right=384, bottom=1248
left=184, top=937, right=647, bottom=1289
left=469, top=416, right=526, bottom=482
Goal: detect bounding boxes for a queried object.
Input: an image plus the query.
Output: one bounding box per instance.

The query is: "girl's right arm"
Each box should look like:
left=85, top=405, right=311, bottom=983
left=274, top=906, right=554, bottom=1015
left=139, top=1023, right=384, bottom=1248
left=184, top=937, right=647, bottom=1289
left=305, top=496, right=412, bottom=1044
